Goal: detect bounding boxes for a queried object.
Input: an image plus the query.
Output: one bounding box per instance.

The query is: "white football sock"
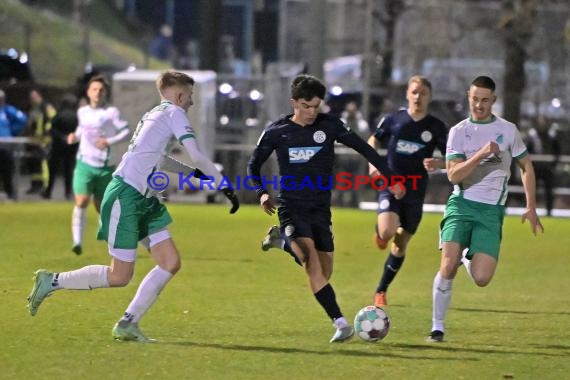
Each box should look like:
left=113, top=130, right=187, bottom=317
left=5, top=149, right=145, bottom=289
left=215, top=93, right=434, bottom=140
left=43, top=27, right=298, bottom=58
left=334, top=317, right=348, bottom=329
left=72, top=205, right=86, bottom=246
left=122, top=266, right=173, bottom=323
left=432, top=271, right=453, bottom=332
left=55, top=265, right=110, bottom=290
left=461, top=248, right=474, bottom=281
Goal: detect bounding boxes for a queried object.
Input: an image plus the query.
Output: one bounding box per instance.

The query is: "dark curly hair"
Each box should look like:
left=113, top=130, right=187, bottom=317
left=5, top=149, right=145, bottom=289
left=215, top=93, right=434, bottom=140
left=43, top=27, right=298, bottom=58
left=290, top=74, right=326, bottom=101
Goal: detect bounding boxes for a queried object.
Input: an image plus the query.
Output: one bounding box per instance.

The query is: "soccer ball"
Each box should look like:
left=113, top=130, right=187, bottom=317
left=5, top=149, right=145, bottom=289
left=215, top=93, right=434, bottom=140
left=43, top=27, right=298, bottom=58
left=354, top=305, right=390, bottom=342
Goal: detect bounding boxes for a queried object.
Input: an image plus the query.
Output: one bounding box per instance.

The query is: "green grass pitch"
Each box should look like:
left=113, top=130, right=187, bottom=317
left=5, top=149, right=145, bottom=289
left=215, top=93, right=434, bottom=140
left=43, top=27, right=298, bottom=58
left=1, top=202, right=569, bottom=379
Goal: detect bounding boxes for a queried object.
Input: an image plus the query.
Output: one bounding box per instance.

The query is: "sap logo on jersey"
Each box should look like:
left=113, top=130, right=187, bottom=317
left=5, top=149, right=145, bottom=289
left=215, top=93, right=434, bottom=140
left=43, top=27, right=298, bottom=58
left=396, top=140, right=424, bottom=155
left=289, top=146, right=322, bottom=163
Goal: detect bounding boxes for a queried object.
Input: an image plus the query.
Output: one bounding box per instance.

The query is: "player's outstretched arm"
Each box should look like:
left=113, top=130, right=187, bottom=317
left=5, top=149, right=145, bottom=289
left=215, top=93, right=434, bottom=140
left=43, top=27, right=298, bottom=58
left=181, top=138, right=224, bottom=185
left=180, top=139, right=239, bottom=214
left=159, top=155, right=197, bottom=175
left=247, top=136, right=274, bottom=209
left=339, top=132, right=395, bottom=178
left=518, top=155, right=544, bottom=235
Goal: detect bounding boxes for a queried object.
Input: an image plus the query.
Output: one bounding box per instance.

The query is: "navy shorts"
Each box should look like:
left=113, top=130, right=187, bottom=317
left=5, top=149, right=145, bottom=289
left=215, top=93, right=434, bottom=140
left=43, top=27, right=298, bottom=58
left=277, top=203, right=334, bottom=252
left=377, top=191, right=424, bottom=234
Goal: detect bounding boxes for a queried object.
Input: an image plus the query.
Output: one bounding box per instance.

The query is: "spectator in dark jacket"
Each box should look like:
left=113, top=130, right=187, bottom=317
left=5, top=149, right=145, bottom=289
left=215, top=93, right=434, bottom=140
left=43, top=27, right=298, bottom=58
left=525, top=115, right=561, bottom=216
left=42, top=94, right=79, bottom=199
left=0, top=89, right=28, bottom=200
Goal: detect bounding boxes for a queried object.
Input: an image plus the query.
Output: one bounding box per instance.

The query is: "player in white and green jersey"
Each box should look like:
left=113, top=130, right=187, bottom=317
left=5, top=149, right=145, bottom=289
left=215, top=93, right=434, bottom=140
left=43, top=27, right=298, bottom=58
left=445, top=115, right=527, bottom=206
left=27, top=71, right=239, bottom=342
left=67, top=76, right=129, bottom=255
left=427, top=76, right=544, bottom=343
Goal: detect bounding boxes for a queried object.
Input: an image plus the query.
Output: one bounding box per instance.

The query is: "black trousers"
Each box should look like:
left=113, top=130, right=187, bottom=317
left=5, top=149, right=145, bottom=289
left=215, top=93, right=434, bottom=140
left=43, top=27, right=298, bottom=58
left=0, top=148, right=15, bottom=199
left=44, top=144, right=77, bottom=198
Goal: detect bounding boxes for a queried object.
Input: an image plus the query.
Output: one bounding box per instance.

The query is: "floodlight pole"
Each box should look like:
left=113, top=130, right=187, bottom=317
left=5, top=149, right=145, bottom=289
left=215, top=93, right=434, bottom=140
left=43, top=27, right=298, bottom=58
left=307, top=0, right=326, bottom=79
left=362, top=0, right=375, bottom=124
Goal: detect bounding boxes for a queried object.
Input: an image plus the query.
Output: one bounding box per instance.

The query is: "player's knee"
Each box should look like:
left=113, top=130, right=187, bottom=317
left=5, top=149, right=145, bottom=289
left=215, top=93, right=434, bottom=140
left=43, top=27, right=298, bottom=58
left=76, top=199, right=89, bottom=208
left=470, top=257, right=496, bottom=287
left=440, top=260, right=459, bottom=279
left=109, top=272, right=133, bottom=287
left=170, top=260, right=181, bottom=274
left=472, top=273, right=492, bottom=287
left=391, top=244, right=406, bottom=257
left=377, top=227, right=396, bottom=240
left=161, top=258, right=181, bottom=275
left=322, top=267, right=332, bottom=281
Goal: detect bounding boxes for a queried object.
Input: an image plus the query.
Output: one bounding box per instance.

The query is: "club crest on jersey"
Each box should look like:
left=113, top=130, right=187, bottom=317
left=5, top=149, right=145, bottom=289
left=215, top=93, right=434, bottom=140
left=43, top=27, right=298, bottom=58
left=396, top=139, right=424, bottom=155
left=313, top=130, right=326, bottom=143
left=495, top=134, right=504, bottom=144
left=421, top=130, right=433, bottom=142
left=289, top=146, right=322, bottom=163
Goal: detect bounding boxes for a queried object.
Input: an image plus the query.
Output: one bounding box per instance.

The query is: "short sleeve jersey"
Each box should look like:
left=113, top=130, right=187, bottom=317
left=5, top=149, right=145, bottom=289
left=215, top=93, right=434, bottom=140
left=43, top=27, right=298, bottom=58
left=114, top=101, right=196, bottom=195
left=446, top=116, right=528, bottom=205
left=374, top=109, right=447, bottom=199
left=76, top=105, right=128, bottom=167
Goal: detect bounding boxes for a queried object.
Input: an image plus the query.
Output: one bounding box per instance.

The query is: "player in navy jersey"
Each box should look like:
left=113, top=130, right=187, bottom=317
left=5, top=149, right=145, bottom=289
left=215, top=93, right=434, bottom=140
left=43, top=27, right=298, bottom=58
left=368, top=75, right=448, bottom=308
left=248, top=74, right=405, bottom=343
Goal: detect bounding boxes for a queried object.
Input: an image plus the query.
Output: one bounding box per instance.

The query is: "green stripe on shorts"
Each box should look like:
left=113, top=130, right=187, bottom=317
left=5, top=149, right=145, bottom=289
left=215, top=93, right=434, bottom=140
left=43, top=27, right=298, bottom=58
left=97, top=177, right=172, bottom=249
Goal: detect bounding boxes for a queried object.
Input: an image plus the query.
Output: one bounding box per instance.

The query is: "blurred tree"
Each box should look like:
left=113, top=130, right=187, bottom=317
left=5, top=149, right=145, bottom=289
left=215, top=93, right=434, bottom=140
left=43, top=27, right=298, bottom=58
left=306, top=0, right=326, bottom=79
left=200, top=0, right=222, bottom=71
left=377, top=0, right=406, bottom=86
left=498, top=0, right=537, bottom=127
left=362, top=0, right=407, bottom=124
left=73, top=0, right=93, bottom=65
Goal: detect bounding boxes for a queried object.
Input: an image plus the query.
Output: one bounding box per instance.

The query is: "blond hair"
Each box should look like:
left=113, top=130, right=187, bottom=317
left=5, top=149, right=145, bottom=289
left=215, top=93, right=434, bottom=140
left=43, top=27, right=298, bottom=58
left=156, top=71, right=195, bottom=95
left=408, top=75, right=432, bottom=91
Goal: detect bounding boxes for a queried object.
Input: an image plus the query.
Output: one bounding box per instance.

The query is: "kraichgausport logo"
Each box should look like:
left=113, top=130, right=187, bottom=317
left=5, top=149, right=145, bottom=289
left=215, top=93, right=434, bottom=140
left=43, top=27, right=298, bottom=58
left=146, top=171, right=421, bottom=192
